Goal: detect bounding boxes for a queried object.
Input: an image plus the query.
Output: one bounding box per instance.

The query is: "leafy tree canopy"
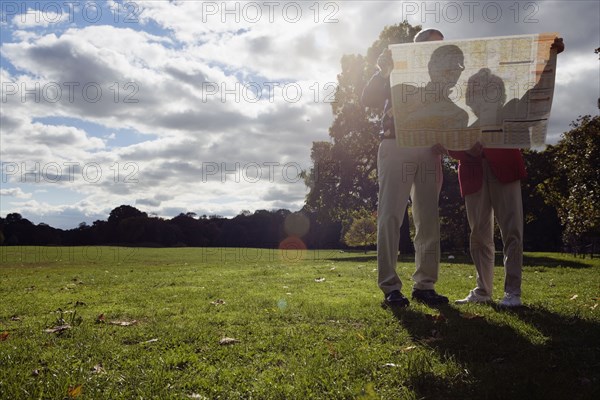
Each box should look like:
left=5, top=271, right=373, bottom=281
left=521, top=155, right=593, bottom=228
left=542, top=115, right=600, bottom=249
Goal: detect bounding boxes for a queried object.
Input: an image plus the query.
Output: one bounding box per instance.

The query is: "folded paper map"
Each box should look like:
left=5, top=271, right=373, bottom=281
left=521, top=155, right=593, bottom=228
left=389, top=33, right=558, bottom=149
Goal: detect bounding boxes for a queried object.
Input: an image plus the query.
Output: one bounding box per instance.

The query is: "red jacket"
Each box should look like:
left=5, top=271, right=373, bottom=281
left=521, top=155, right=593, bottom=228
left=448, top=149, right=527, bottom=197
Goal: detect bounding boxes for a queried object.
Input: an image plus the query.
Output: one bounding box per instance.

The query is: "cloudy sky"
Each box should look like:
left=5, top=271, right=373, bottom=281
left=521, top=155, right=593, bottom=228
left=1, top=0, right=598, bottom=229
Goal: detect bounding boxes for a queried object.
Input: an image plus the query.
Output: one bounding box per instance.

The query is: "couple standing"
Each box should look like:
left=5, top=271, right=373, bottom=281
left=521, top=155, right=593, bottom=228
left=362, top=28, right=564, bottom=308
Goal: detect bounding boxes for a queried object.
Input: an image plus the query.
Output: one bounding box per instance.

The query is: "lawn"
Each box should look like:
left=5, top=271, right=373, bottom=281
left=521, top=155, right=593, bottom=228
left=1, top=246, right=599, bottom=399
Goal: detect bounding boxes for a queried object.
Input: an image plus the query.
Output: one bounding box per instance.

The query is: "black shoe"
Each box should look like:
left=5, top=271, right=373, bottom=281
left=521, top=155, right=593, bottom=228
left=383, top=290, right=410, bottom=308
left=411, top=289, right=449, bottom=305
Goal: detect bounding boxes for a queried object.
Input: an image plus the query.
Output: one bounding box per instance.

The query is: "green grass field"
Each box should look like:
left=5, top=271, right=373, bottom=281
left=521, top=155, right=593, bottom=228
left=1, top=246, right=599, bottom=399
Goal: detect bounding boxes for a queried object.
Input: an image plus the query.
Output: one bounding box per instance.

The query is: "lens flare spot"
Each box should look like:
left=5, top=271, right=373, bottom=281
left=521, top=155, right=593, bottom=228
left=284, top=212, right=310, bottom=237
left=279, top=236, right=307, bottom=263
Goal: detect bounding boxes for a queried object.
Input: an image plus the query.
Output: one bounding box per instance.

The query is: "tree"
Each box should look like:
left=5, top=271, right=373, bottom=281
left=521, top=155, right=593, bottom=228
left=107, top=205, right=147, bottom=225
left=303, top=21, right=421, bottom=250
left=6, top=213, right=23, bottom=223
left=542, top=115, right=600, bottom=252
left=438, top=158, right=469, bottom=253
left=594, top=47, right=600, bottom=108
left=2, top=213, right=34, bottom=246
left=343, top=215, right=377, bottom=253
left=521, top=149, right=563, bottom=251
left=117, top=216, right=149, bottom=244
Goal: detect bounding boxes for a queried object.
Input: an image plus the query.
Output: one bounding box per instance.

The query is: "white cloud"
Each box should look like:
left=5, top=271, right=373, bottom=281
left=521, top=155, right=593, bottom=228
left=0, top=187, right=32, bottom=199
left=12, top=8, right=69, bottom=29
left=556, top=52, right=598, bottom=86
left=0, top=199, right=108, bottom=229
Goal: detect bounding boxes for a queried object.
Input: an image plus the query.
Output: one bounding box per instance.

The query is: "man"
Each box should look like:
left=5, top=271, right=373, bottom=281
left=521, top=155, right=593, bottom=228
left=448, top=38, right=564, bottom=307
left=362, top=28, right=461, bottom=307
left=392, top=44, right=468, bottom=136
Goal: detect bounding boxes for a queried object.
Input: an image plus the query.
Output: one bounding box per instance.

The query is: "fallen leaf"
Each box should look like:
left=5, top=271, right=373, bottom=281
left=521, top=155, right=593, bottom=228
left=31, top=369, right=40, bottom=376
left=95, top=314, right=105, bottom=323
left=1, top=331, right=9, bottom=341
left=314, top=277, right=325, bottom=283
left=401, top=345, right=417, bottom=353
left=425, top=314, right=447, bottom=322
left=44, top=324, right=71, bottom=334
left=10, top=315, right=21, bottom=321
left=591, top=303, right=598, bottom=310
left=570, top=294, right=579, bottom=300
left=109, top=320, right=137, bottom=326
left=460, top=312, right=483, bottom=320
left=67, top=384, right=82, bottom=398
left=382, top=363, right=398, bottom=367
left=356, top=333, right=365, bottom=340
left=210, top=299, right=226, bottom=305
left=91, top=364, right=105, bottom=374
left=188, top=394, right=209, bottom=400
left=325, top=341, right=337, bottom=357
left=143, top=338, right=159, bottom=344
left=219, top=337, right=239, bottom=345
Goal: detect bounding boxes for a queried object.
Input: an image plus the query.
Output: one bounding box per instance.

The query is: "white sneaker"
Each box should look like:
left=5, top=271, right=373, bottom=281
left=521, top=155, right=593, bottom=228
left=455, top=290, right=491, bottom=305
left=498, top=293, right=522, bottom=307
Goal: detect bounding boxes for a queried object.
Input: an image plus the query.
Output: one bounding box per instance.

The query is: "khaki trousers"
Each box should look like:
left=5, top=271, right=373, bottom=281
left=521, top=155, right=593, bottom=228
left=377, top=140, right=442, bottom=294
left=466, top=160, right=523, bottom=298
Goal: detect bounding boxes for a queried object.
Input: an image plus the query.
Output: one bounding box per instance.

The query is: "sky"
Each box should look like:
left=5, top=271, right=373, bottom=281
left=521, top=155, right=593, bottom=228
left=0, top=0, right=598, bottom=229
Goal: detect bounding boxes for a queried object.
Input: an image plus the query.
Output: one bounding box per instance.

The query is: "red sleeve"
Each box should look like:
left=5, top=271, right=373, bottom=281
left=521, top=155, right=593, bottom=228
left=447, top=150, right=470, bottom=162
left=447, top=150, right=484, bottom=197
left=483, top=149, right=527, bottom=183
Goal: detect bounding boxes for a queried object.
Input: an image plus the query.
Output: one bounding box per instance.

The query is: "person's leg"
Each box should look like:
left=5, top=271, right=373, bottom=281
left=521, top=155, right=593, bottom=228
left=410, top=148, right=442, bottom=291
left=377, top=141, right=414, bottom=295
left=465, top=162, right=495, bottom=298
left=489, top=177, right=523, bottom=297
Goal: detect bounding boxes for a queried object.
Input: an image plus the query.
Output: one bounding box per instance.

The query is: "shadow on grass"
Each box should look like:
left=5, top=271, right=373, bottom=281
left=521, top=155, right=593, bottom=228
left=324, top=253, right=414, bottom=264
left=325, top=255, right=378, bottom=263
left=325, top=253, right=594, bottom=269
left=444, top=253, right=594, bottom=269
left=324, top=252, right=472, bottom=265
left=522, top=255, right=592, bottom=269
left=385, top=303, right=600, bottom=399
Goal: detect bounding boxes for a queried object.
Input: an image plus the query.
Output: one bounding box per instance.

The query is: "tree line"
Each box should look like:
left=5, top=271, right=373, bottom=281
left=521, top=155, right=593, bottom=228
left=0, top=206, right=342, bottom=250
